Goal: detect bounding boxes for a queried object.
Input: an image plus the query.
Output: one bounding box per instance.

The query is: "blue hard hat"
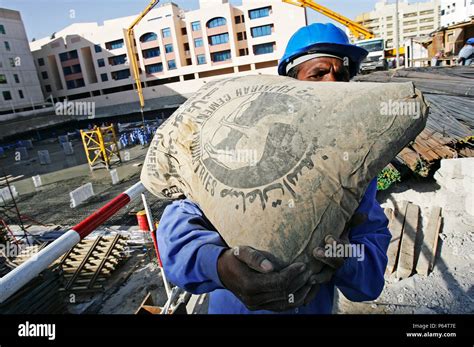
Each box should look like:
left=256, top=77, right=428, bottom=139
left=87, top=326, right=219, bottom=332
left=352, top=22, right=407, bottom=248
left=278, top=23, right=368, bottom=78
left=467, top=38, right=474, bottom=44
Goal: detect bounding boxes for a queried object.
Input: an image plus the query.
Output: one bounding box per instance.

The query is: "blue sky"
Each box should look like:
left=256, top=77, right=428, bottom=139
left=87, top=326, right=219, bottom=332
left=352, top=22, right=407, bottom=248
left=0, top=0, right=429, bottom=41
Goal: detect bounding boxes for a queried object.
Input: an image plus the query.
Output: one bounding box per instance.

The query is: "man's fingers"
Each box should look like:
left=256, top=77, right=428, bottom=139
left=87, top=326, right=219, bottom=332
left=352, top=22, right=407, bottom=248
left=232, top=246, right=274, bottom=273
left=257, top=262, right=307, bottom=293
left=309, top=266, right=335, bottom=284
left=313, top=246, right=345, bottom=269
left=249, top=284, right=313, bottom=312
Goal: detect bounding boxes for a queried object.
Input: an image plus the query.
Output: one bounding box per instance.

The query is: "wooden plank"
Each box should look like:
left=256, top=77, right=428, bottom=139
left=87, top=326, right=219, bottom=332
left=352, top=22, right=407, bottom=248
left=396, top=203, right=420, bottom=279
left=385, top=203, right=407, bottom=276
left=416, top=207, right=442, bottom=276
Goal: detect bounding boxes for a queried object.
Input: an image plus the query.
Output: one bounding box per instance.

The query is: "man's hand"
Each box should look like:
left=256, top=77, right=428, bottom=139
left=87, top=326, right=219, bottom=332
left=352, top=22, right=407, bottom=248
left=217, top=246, right=315, bottom=312
left=310, top=212, right=368, bottom=284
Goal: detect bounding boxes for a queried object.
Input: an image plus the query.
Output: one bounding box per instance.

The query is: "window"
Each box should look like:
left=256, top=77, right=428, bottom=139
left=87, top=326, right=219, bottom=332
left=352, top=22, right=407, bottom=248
left=140, top=32, right=158, bottom=42
left=184, top=42, right=190, bottom=51
left=101, top=73, right=108, bottom=82
left=162, top=27, right=171, bottom=38
left=211, top=50, right=231, bottom=62
left=63, top=64, right=82, bottom=75
left=41, top=71, right=49, bottom=79
left=165, top=44, right=173, bottom=53
left=98, top=58, right=105, bottom=67
left=237, top=32, right=247, bottom=41
left=194, top=38, right=203, bottom=47
left=191, top=21, right=201, bottom=31
left=66, top=78, right=85, bottom=89
left=209, top=33, right=229, bottom=46
left=403, top=12, right=418, bottom=18
left=168, top=59, right=176, bottom=69
left=4, top=41, right=11, bottom=51
left=108, top=54, right=127, bottom=66
left=94, top=44, right=102, bottom=53
left=235, top=15, right=241, bottom=24
left=142, top=47, right=160, bottom=58
left=207, top=17, right=227, bottom=28
left=251, top=25, right=272, bottom=38
left=111, top=69, right=130, bottom=80
left=239, top=48, right=249, bottom=56
left=59, top=50, right=78, bottom=62
left=9, top=57, right=15, bottom=67
left=419, top=9, right=434, bottom=15
left=197, top=54, right=206, bottom=65
left=38, top=58, right=45, bottom=66
left=105, top=39, right=124, bottom=50
left=0, top=24, right=5, bottom=35
left=18, top=90, right=24, bottom=99
left=253, top=42, right=274, bottom=55
left=3, top=91, right=12, bottom=100
left=181, top=27, right=187, bottom=35
left=0, top=74, right=6, bottom=84
left=14, top=74, right=19, bottom=83
left=45, top=85, right=52, bottom=93
left=249, top=7, right=271, bottom=19
left=145, top=63, right=163, bottom=74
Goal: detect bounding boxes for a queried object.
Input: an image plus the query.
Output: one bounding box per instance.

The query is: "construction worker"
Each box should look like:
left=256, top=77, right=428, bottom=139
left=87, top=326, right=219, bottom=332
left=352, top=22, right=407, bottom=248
left=457, top=38, right=474, bottom=66
left=156, top=23, right=391, bottom=314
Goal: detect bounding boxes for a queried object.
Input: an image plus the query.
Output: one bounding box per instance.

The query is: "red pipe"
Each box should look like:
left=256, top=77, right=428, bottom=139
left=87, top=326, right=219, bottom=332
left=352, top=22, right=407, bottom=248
left=73, top=193, right=130, bottom=239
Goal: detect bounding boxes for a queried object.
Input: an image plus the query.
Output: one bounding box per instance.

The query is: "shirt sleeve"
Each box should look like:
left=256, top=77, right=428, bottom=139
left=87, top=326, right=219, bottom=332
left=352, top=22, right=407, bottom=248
left=156, top=199, right=228, bottom=294
left=333, top=179, right=391, bottom=302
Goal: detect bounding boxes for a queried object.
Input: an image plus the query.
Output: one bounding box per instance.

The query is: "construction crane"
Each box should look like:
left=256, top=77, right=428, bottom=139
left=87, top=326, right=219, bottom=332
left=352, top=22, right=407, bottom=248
left=124, top=0, right=160, bottom=127
left=283, top=0, right=374, bottom=40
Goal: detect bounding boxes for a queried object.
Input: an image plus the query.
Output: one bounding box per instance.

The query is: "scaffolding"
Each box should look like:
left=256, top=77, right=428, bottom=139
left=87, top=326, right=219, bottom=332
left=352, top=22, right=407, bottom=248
left=0, top=171, right=35, bottom=246
left=80, top=125, right=122, bottom=171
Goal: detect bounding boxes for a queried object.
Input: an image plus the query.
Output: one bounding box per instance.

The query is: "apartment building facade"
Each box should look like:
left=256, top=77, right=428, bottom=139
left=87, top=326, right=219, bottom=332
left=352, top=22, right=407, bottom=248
left=29, top=0, right=306, bottom=117
left=354, top=0, right=441, bottom=48
left=0, top=8, right=44, bottom=117
left=440, top=0, right=474, bottom=27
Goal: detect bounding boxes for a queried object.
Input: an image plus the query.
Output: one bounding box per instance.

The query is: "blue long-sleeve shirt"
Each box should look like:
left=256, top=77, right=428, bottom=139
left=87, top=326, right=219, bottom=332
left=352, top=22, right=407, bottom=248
left=156, top=179, right=391, bottom=314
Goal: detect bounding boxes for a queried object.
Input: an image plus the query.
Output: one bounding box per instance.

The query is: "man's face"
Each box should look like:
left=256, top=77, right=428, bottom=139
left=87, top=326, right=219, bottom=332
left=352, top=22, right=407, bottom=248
left=294, top=57, right=350, bottom=82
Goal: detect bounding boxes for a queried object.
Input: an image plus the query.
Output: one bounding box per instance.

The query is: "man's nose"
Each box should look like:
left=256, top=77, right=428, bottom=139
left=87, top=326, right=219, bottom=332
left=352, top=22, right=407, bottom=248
left=321, top=71, right=338, bottom=82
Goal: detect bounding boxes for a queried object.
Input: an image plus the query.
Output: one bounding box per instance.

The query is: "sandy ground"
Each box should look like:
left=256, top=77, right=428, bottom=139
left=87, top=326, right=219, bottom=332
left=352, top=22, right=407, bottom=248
left=336, top=173, right=473, bottom=314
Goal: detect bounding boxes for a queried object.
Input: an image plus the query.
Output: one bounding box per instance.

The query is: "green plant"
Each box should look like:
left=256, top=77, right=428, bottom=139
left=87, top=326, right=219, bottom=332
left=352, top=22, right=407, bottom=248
left=377, top=166, right=401, bottom=191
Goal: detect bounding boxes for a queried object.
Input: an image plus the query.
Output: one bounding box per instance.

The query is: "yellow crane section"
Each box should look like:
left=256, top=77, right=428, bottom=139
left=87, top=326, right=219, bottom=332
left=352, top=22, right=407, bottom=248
left=283, top=0, right=374, bottom=40
left=124, top=0, right=160, bottom=122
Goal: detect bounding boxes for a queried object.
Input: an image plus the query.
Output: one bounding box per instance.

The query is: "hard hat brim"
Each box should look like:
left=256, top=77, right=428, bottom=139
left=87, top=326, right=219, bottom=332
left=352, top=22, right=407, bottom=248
left=279, top=42, right=368, bottom=77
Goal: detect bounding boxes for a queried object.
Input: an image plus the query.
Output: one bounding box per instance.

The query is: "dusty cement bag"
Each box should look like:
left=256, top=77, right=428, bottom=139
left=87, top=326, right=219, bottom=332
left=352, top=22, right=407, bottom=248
left=141, top=75, right=427, bottom=270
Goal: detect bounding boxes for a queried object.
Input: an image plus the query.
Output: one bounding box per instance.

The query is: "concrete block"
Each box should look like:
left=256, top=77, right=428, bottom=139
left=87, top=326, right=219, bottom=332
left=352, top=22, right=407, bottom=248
left=38, top=150, right=51, bottom=165
left=70, top=183, right=94, bottom=208
left=32, top=175, right=42, bottom=188
left=15, top=147, right=28, bottom=160
left=0, top=185, right=18, bottom=203
left=110, top=169, right=119, bottom=185
left=62, top=142, right=74, bottom=156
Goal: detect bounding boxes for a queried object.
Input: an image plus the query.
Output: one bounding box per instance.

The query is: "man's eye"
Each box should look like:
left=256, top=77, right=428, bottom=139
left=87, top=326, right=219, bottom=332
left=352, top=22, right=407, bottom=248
left=309, top=70, right=327, bottom=78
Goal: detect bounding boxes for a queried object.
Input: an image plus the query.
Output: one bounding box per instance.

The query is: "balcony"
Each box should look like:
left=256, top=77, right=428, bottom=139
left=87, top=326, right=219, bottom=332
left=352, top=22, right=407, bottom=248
left=140, top=40, right=160, bottom=50
left=209, top=42, right=231, bottom=53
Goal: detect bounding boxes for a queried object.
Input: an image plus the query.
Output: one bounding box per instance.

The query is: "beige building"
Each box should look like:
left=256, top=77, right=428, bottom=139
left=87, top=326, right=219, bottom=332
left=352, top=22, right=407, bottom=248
left=0, top=8, right=45, bottom=119
left=354, top=0, right=441, bottom=48
left=29, top=0, right=306, bottom=118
